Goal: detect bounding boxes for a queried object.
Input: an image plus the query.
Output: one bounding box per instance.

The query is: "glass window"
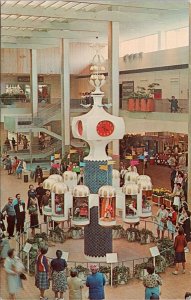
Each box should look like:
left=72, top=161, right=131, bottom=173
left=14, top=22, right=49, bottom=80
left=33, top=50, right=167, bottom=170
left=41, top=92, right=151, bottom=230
left=120, top=34, right=158, bottom=57
left=166, top=27, right=189, bottom=49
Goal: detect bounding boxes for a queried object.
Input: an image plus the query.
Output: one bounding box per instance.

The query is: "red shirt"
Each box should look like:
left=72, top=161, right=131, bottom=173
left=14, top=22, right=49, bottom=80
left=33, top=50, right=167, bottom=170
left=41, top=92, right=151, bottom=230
left=174, top=234, right=187, bottom=252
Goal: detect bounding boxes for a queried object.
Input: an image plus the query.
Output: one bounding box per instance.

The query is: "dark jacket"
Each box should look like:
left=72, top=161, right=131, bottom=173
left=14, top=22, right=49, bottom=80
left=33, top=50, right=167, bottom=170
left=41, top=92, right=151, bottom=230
left=14, top=202, right=25, bottom=220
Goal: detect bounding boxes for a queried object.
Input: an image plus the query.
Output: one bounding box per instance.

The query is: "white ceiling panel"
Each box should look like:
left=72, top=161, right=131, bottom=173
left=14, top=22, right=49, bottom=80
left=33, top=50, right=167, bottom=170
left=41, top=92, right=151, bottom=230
left=1, top=0, right=189, bottom=46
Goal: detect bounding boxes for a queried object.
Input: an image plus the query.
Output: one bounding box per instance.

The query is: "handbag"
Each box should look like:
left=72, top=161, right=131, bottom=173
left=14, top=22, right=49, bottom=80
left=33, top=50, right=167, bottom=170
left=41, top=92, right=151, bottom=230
left=20, top=273, right=27, bottom=280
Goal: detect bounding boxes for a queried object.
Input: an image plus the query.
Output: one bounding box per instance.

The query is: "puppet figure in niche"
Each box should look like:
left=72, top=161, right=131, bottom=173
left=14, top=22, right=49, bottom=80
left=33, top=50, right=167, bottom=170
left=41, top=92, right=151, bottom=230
left=125, top=195, right=137, bottom=217
left=100, top=197, right=115, bottom=222
left=55, top=194, right=64, bottom=215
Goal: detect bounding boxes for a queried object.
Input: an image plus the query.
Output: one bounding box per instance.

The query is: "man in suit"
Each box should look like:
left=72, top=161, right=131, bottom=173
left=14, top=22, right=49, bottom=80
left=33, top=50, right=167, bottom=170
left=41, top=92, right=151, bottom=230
left=182, top=173, right=188, bottom=202
left=14, top=194, right=25, bottom=235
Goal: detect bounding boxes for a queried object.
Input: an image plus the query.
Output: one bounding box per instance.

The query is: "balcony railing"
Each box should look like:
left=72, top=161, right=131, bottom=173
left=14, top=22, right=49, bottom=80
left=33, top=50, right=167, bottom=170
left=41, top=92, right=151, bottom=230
left=122, top=98, right=188, bottom=113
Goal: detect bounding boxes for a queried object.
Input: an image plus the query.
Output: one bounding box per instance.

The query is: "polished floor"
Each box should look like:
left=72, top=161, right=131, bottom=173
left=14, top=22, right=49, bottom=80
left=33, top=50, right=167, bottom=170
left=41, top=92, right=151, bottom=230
left=0, top=165, right=191, bottom=300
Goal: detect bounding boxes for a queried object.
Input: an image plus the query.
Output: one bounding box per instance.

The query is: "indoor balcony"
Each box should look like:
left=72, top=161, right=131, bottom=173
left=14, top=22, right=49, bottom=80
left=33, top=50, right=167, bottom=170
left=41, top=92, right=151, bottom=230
left=120, top=98, right=188, bottom=135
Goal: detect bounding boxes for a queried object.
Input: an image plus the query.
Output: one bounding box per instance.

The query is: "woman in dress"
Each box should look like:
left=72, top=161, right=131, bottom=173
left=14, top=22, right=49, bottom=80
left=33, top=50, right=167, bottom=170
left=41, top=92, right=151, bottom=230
left=67, top=269, right=83, bottom=300
left=16, top=160, right=23, bottom=179
left=4, top=248, right=23, bottom=300
left=28, top=197, right=39, bottom=236
left=172, top=226, right=187, bottom=275
left=35, top=246, right=50, bottom=300
left=143, top=265, right=162, bottom=300
left=27, top=184, right=37, bottom=208
left=50, top=250, right=67, bottom=300
left=156, top=204, right=168, bottom=239
left=167, top=205, right=177, bottom=240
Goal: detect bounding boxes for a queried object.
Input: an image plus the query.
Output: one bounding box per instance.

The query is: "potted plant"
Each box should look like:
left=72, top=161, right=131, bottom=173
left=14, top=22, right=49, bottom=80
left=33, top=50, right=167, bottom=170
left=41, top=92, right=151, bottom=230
left=140, top=228, right=155, bottom=244
left=146, top=83, right=160, bottom=112
left=112, top=225, right=124, bottom=239
left=69, top=226, right=83, bottom=239
left=125, top=227, right=140, bottom=242
left=111, top=265, right=130, bottom=285
left=134, top=262, right=150, bottom=279
left=75, top=265, right=89, bottom=280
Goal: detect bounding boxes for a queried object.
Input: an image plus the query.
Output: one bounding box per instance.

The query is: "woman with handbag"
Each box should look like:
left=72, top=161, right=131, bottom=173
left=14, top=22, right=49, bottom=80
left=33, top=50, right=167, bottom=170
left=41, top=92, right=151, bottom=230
left=28, top=197, right=39, bottom=237
left=156, top=204, right=168, bottom=240
left=35, top=246, right=50, bottom=300
left=4, top=248, right=24, bottom=300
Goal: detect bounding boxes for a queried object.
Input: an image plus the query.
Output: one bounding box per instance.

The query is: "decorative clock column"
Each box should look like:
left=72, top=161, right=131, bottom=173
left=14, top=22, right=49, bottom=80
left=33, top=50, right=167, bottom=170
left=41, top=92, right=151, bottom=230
left=72, top=45, right=125, bottom=260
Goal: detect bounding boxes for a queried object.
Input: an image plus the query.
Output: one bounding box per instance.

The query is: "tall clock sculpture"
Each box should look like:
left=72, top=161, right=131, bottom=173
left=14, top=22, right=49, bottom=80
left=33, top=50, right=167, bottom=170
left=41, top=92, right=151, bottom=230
left=72, top=47, right=125, bottom=260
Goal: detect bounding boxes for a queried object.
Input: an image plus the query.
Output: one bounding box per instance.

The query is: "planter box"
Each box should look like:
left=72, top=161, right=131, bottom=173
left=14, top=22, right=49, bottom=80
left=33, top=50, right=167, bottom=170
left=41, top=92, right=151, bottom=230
left=152, top=194, right=164, bottom=205
left=142, top=190, right=153, bottom=198
left=163, top=198, right=172, bottom=209
left=128, top=98, right=135, bottom=111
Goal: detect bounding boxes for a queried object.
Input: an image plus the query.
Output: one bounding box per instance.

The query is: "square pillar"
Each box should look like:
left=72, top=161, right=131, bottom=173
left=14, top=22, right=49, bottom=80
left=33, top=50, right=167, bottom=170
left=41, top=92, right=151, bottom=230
left=60, top=39, right=70, bottom=156
left=108, top=22, right=120, bottom=158
left=188, top=1, right=191, bottom=208
left=30, top=49, right=38, bottom=117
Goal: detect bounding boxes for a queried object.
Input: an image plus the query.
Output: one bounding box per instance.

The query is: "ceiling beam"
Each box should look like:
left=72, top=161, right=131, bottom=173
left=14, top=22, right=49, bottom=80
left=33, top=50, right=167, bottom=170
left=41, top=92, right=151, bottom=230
left=1, top=18, right=106, bottom=31
left=1, top=28, right=102, bottom=39
left=2, top=36, right=60, bottom=45
left=1, top=42, right=59, bottom=49
left=1, top=5, right=158, bottom=22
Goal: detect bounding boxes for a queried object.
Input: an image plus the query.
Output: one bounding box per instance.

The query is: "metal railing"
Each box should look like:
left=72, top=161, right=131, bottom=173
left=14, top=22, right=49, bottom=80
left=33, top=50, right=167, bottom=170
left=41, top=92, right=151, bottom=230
left=15, top=217, right=175, bottom=284
left=122, top=98, right=188, bottom=113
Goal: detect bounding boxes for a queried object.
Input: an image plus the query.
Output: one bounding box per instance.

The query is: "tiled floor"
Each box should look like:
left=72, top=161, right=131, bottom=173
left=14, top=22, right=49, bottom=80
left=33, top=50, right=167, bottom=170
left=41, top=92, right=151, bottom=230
left=0, top=164, right=191, bottom=300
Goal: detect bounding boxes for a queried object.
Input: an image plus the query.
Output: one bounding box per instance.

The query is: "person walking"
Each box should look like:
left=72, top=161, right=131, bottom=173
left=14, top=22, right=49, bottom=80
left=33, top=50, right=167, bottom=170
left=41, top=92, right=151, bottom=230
left=156, top=204, right=168, bottom=240
left=36, top=182, right=46, bottom=215
left=35, top=246, right=50, bottom=300
left=67, top=269, right=83, bottom=300
left=4, top=248, right=23, bottom=300
left=50, top=250, right=67, bottom=300
left=12, top=156, right=19, bottom=175
left=2, top=197, right=16, bottom=239
left=28, top=197, right=39, bottom=237
left=172, top=226, right=187, bottom=275
left=6, top=155, right=12, bottom=175
left=86, top=264, right=106, bottom=300
left=14, top=194, right=25, bottom=235
left=167, top=205, right=177, bottom=240
left=11, top=137, right=16, bottom=151
left=35, top=165, right=43, bottom=184
left=143, top=265, right=162, bottom=300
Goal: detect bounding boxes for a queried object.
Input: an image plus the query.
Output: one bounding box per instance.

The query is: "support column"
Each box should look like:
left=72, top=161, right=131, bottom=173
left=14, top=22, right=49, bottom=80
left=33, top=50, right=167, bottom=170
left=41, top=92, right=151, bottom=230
left=188, top=1, right=191, bottom=208
left=30, top=49, right=38, bottom=117
left=108, top=22, right=120, bottom=159
left=60, top=39, right=70, bottom=157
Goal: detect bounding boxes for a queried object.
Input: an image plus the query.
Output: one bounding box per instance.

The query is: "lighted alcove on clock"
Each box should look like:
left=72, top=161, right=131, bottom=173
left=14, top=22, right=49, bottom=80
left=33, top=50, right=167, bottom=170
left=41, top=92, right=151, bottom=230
left=77, top=120, right=83, bottom=136
left=96, top=120, right=114, bottom=137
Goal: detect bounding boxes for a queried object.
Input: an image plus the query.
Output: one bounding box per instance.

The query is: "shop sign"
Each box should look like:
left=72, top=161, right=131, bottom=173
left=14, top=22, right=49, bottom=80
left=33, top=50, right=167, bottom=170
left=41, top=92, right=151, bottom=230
left=17, top=76, right=44, bottom=83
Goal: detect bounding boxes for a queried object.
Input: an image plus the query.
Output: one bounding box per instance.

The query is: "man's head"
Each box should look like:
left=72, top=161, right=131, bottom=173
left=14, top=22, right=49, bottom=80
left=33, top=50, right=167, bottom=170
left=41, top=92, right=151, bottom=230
left=46, top=190, right=51, bottom=197
left=16, top=194, right=21, bottom=202
left=8, top=197, right=13, bottom=204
